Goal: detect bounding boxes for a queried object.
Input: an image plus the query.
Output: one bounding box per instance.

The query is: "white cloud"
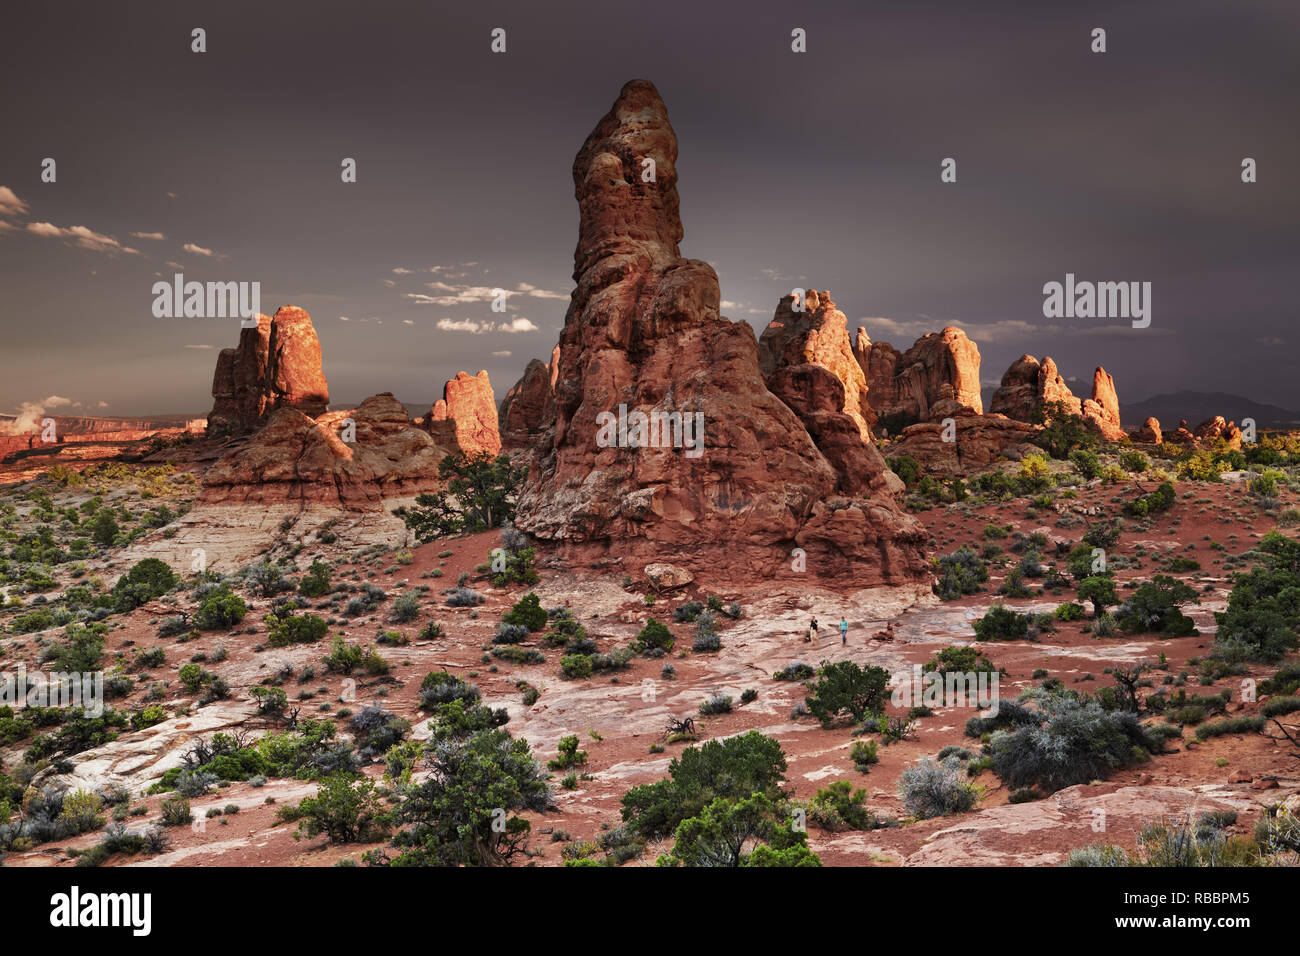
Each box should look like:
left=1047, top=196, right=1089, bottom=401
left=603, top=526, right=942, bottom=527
left=437, top=318, right=489, bottom=333
left=499, top=317, right=538, bottom=333
left=96, top=401, right=109, bottom=408
left=491, top=350, right=512, bottom=357
left=0, top=220, right=16, bottom=233
left=515, top=282, right=568, bottom=300
left=26, top=221, right=139, bottom=254
left=0, top=186, right=29, bottom=217
left=166, top=261, right=185, bottom=270
left=402, top=319, right=414, bottom=325
left=391, top=267, right=412, bottom=275
left=183, top=242, right=217, bottom=257
left=130, top=231, right=166, bottom=240
left=184, top=344, right=214, bottom=350
left=338, top=316, right=350, bottom=321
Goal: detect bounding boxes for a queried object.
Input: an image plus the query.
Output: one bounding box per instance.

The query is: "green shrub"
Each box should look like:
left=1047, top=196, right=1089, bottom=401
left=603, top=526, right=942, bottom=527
left=193, top=587, right=248, bottom=630
left=267, top=610, right=329, bottom=647
left=898, top=757, right=978, bottom=818
left=806, top=780, right=874, bottom=831
left=803, top=661, right=890, bottom=728
left=989, top=695, right=1154, bottom=791
left=932, top=547, right=989, bottom=601
left=1194, top=716, right=1265, bottom=740
left=635, top=618, right=674, bottom=653
left=503, top=592, right=547, bottom=632
left=973, top=604, right=1030, bottom=642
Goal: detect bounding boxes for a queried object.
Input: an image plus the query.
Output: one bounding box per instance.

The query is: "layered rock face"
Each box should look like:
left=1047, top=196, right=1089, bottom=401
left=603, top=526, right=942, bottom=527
left=500, top=345, right=560, bottom=450
left=989, top=354, right=1081, bottom=421
left=514, top=80, right=927, bottom=583
left=759, top=291, right=873, bottom=437
left=888, top=415, right=1040, bottom=472
left=430, top=370, right=502, bottom=456
left=857, top=326, right=982, bottom=425
left=201, top=393, right=454, bottom=508
left=988, top=354, right=1123, bottom=439
left=207, top=307, right=328, bottom=433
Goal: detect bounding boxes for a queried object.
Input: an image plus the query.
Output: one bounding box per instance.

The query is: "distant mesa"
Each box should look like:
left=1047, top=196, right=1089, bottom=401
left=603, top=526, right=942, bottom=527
left=512, top=79, right=928, bottom=584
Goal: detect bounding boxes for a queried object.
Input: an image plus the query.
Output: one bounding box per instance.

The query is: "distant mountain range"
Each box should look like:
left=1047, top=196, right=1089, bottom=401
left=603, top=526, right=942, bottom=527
left=1123, top=391, right=1300, bottom=431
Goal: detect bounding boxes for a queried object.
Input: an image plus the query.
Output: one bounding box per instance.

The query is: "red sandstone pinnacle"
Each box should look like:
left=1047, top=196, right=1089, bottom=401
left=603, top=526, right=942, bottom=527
left=431, top=370, right=501, bottom=457
left=856, top=325, right=982, bottom=424
left=512, top=79, right=928, bottom=583
left=206, top=307, right=328, bottom=433
left=759, top=290, right=873, bottom=439
left=500, top=346, right=559, bottom=451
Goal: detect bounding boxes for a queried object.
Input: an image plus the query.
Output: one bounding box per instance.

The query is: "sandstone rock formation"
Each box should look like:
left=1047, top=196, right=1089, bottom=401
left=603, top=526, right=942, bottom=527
left=1133, top=416, right=1162, bottom=444
left=430, top=370, right=501, bottom=457
left=207, top=307, right=328, bottom=433
left=857, top=326, right=982, bottom=426
left=500, top=346, right=561, bottom=450
left=887, top=415, right=1040, bottom=473
left=1080, top=366, right=1123, bottom=440
left=201, top=393, right=453, bottom=508
left=514, top=80, right=927, bottom=583
left=988, top=355, right=1124, bottom=439
left=989, top=354, right=1081, bottom=422
left=1193, top=415, right=1243, bottom=450
left=759, top=291, right=873, bottom=437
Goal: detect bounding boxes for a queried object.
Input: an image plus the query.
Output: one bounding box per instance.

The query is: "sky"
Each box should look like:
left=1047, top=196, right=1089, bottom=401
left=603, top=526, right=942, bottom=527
left=1, top=0, right=1297, bottom=421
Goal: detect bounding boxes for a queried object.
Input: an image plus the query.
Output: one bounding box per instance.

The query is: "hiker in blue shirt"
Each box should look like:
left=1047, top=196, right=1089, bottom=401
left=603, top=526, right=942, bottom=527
left=839, top=618, right=848, bottom=645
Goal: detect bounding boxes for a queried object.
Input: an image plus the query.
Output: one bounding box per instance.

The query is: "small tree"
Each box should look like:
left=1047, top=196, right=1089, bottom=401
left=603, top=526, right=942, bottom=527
left=803, top=661, right=890, bottom=728
left=294, top=773, right=388, bottom=844
left=397, top=453, right=527, bottom=540
left=1077, top=576, right=1120, bottom=618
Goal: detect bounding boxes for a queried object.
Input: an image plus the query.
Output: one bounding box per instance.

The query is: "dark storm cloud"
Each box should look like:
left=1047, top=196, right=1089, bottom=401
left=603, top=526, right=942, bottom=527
left=0, top=0, right=1296, bottom=417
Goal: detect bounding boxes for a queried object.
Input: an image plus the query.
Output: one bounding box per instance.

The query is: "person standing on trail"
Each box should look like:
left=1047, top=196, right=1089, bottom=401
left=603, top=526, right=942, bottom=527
left=810, top=617, right=819, bottom=636
left=839, top=618, right=848, bottom=645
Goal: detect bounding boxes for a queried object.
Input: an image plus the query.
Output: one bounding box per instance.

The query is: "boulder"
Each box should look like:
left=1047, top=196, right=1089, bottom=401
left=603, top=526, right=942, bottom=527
left=1133, top=416, right=1162, bottom=444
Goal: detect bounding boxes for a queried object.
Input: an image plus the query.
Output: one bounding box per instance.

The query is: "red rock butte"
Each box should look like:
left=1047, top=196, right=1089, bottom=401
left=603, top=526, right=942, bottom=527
left=513, top=80, right=928, bottom=584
